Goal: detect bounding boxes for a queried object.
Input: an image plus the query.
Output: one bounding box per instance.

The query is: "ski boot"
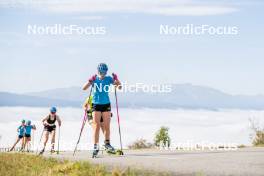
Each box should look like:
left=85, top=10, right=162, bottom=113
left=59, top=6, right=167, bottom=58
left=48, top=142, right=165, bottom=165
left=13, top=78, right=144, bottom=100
left=92, top=144, right=99, bottom=158
left=104, top=141, right=116, bottom=155
left=50, top=143, right=56, bottom=154
left=50, top=149, right=56, bottom=154
left=39, top=148, right=45, bottom=155
left=20, top=147, right=25, bottom=152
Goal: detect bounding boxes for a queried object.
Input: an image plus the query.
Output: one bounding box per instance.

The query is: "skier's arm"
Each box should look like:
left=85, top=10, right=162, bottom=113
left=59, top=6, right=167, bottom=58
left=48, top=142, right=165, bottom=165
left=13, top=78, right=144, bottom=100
left=83, top=102, right=88, bottom=109
left=82, top=81, right=92, bottom=90
left=114, top=80, right=122, bottom=90
left=112, top=73, right=122, bottom=90
left=83, top=75, right=97, bottom=90
left=57, top=116, right=62, bottom=127
left=32, top=125, right=36, bottom=130
left=83, top=98, right=90, bottom=110
left=42, top=116, right=49, bottom=125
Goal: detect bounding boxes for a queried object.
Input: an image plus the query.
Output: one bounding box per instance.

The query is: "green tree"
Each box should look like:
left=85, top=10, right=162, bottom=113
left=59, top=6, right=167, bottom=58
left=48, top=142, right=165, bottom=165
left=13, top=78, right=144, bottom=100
left=154, top=126, right=171, bottom=147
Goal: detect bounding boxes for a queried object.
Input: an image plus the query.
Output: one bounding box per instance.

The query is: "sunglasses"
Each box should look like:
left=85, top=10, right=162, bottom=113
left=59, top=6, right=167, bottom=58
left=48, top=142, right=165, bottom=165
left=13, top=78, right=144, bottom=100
left=99, top=72, right=106, bottom=76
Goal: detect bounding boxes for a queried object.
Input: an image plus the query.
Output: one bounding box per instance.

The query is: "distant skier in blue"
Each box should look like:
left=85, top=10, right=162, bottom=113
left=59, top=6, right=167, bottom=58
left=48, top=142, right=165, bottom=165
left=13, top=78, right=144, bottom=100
left=10, top=119, right=26, bottom=151
left=23, top=120, right=36, bottom=152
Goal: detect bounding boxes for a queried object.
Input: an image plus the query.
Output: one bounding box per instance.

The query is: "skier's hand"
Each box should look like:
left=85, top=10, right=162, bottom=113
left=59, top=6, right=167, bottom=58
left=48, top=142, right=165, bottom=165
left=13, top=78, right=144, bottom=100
left=43, top=122, right=48, bottom=127
left=88, top=74, right=97, bottom=83
left=112, top=73, right=122, bottom=89
left=112, top=73, right=119, bottom=81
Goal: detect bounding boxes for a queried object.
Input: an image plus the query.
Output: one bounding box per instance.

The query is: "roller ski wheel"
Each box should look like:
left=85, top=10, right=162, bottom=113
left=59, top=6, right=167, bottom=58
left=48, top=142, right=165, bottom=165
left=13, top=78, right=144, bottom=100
left=116, top=149, right=124, bottom=155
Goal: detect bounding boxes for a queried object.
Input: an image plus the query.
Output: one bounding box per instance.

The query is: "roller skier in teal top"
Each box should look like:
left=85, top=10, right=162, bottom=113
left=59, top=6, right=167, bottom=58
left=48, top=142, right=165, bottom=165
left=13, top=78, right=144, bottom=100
left=23, top=120, right=36, bottom=152
left=9, top=119, right=26, bottom=151
left=83, top=63, right=122, bottom=157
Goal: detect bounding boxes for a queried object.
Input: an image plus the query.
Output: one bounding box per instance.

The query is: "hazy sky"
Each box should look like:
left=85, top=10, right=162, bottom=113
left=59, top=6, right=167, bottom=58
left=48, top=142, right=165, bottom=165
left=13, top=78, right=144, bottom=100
left=0, top=0, right=263, bottom=95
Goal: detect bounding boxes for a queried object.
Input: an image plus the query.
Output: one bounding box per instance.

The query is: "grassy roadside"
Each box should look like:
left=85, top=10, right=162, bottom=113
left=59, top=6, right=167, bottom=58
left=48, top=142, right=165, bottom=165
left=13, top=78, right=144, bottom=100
left=0, top=153, right=170, bottom=176
left=255, top=144, right=264, bottom=147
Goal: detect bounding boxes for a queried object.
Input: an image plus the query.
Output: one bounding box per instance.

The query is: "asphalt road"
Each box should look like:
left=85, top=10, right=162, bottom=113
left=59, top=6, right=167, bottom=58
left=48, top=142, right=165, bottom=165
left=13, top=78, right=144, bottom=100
left=46, top=148, right=264, bottom=176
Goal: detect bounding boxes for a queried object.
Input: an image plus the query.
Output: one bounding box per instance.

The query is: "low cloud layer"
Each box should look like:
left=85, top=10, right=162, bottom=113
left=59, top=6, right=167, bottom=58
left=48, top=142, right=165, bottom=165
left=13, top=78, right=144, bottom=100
left=0, top=0, right=238, bottom=16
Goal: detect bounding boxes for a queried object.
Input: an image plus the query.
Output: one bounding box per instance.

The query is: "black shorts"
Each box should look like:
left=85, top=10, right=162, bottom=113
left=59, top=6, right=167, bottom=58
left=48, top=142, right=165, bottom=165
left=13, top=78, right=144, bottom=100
left=89, top=105, right=112, bottom=123
left=92, top=103, right=111, bottom=112
left=18, top=135, right=24, bottom=139
left=25, top=134, right=31, bottom=138
left=44, top=125, right=56, bottom=132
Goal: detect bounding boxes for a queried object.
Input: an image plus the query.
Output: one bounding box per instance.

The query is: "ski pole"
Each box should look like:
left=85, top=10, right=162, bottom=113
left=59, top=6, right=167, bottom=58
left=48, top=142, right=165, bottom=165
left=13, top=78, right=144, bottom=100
left=73, top=84, right=93, bottom=156
left=57, top=126, right=61, bottom=154
left=114, top=87, right=124, bottom=155
left=36, top=127, right=44, bottom=154
left=73, top=111, right=87, bottom=156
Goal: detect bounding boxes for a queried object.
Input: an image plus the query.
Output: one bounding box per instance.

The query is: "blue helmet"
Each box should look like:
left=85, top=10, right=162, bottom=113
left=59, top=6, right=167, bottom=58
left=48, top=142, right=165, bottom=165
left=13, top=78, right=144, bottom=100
left=21, top=119, right=26, bottom=123
left=26, top=120, right=31, bottom=125
left=97, top=63, right=108, bottom=75
left=50, top=107, right=57, bottom=113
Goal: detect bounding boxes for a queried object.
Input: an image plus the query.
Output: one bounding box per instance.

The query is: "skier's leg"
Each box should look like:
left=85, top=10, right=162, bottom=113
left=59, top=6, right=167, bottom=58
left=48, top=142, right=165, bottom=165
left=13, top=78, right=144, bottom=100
left=87, top=110, right=93, bottom=125
left=10, top=137, right=20, bottom=151
left=42, top=131, right=49, bottom=151
left=102, top=111, right=111, bottom=141
left=20, top=137, right=26, bottom=151
left=51, top=129, right=56, bottom=152
left=26, top=137, right=31, bottom=152
left=100, top=122, right=105, bottom=134
left=102, top=111, right=115, bottom=152
left=39, top=131, right=49, bottom=154
left=23, top=137, right=27, bottom=151
left=92, top=111, right=102, bottom=157
left=92, top=111, right=102, bottom=144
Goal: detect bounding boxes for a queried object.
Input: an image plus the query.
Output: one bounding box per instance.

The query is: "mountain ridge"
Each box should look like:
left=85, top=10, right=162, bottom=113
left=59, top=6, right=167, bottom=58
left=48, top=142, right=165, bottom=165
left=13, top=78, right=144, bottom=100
left=1, top=84, right=264, bottom=110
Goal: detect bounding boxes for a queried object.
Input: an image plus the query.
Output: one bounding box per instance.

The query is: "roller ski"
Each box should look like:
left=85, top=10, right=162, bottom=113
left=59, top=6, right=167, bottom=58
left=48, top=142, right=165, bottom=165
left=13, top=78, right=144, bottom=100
left=103, top=147, right=124, bottom=155
left=104, top=141, right=124, bottom=155
left=105, top=148, right=124, bottom=155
